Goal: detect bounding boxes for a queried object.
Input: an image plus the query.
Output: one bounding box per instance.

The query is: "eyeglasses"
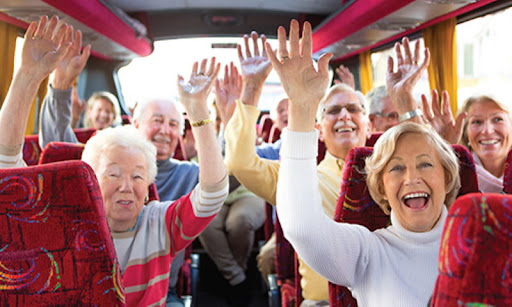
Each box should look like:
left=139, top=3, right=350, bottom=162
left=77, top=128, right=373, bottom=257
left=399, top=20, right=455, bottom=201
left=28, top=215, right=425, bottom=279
left=323, top=104, right=363, bottom=116
left=373, top=112, right=399, bottom=120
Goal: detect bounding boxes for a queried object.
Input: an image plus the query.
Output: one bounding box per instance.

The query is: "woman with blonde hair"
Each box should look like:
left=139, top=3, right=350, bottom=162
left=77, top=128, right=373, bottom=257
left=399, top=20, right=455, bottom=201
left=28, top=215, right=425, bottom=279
left=83, top=91, right=122, bottom=129
left=459, top=94, right=512, bottom=193
left=271, top=20, right=460, bottom=306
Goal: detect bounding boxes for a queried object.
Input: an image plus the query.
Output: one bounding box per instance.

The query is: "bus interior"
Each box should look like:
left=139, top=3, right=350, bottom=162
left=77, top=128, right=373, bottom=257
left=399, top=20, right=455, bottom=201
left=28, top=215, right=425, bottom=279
left=1, top=0, right=512, bottom=306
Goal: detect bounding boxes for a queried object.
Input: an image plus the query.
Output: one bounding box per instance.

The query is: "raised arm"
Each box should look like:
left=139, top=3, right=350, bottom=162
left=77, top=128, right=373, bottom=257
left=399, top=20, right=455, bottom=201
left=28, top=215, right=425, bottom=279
left=0, top=16, right=70, bottom=167
left=421, top=89, right=466, bottom=144
left=271, top=20, right=369, bottom=287
left=334, top=64, right=355, bottom=89
left=177, top=58, right=226, bottom=186
left=386, top=37, right=429, bottom=123
left=224, top=31, right=282, bottom=204
left=39, top=26, right=91, bottom=148
left=214, top=62, right=242, bottom=128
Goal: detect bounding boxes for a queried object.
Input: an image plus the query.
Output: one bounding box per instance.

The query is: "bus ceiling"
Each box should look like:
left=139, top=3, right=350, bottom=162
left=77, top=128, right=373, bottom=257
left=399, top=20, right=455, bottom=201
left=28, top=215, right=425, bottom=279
left=0, top=0, right=508, bottom=61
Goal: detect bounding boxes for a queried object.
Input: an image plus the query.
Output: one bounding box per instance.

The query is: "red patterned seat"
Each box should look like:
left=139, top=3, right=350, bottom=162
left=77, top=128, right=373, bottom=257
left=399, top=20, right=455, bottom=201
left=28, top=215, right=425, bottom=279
left=502, top=148, right=512, bottom=194
left=365, top=132, right=382, bottom=147
left=23, top=135, right=42, bottom=166
left=329, top=145, right=480, bottom=307
left=22, top=129, right=97, bottom=166
left=0, top=160, right=125, bottom=305
left=257, top=114, right=275, bottom=143
left=431, top=193, right=512, bottom=306
left=73, top=128, right=97, bottom=144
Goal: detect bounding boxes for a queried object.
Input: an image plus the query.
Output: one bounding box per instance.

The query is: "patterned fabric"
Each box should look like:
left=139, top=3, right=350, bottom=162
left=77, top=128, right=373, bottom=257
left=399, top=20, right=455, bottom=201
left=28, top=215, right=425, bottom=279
left=73, top=128, right=97, bottom=144
left=23, top=129, right=97, bottom=166
left=431, top=193, right=512, bottom=306
left=39, top=142, right=85, bottom=165
left=502, top=149, right=512, bottom=194
left=0, top=160, right=125, bottom=305
left=38, top=141, right=160, bottom=202
left=329, top=145, right=480, bottom=307
left=22, top=135, right=41, bottom=166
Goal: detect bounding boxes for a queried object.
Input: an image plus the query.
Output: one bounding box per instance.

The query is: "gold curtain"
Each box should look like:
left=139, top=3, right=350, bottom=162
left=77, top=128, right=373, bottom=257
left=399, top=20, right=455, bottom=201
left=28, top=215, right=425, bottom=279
left=0, top=21, right=18, bottom=107
left=359, top=50, right=374, bottom=94
left=422, top=18, right=458, bottom=116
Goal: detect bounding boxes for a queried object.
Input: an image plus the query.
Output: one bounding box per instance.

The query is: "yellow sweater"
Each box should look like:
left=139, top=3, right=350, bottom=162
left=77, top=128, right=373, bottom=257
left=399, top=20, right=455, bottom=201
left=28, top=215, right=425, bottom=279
left=225, top=100, right=342, bottom=301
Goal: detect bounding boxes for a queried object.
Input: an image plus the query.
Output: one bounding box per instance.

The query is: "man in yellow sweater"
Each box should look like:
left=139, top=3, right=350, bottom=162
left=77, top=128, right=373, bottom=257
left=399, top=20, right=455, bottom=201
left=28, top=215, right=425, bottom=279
left=224, top=30, right=372, bottom=305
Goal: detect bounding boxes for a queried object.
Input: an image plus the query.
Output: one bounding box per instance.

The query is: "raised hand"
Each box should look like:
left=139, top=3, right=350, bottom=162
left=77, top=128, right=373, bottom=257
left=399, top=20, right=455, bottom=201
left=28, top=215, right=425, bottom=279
left=265, top=19, right=332, bottom=131
left=334, top=64, right=355, bottom=89
left=238, top=31, right=272, bottom=85
left=214, top=62, right=242, bottom=126
left=386, top=37, right=430, bottom=114
left=177, top=57, right=221, bottom=121
left=21, top=16, right=71, bottom=83
left=53, top=27, right=91, bottom=89
left=422, top=89, right=466, bottom=144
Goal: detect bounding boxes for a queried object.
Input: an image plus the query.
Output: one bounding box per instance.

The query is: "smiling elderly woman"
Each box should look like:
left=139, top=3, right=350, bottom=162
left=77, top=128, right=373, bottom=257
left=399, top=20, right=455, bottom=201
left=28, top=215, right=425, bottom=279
left=82, top=125, right=228, bottom=306
left=277, top=122, right=460, bottom=307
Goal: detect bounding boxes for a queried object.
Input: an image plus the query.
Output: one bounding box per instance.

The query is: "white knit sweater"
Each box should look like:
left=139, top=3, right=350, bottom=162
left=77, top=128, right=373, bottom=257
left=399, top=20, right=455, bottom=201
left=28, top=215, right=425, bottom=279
left=276, top=128, right=446, bottom=307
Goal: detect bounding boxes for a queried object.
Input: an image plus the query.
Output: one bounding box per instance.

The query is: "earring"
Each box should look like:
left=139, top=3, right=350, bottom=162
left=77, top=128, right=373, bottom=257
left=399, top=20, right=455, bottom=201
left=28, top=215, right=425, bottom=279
left=144, top=196, right=149, bottom=204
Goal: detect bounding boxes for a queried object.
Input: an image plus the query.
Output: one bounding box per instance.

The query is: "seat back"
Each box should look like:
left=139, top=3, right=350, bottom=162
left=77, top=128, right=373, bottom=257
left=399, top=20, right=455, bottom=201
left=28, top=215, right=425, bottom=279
left=431, top=193, right=512, bottom=306
left=23, top=135, right=42, bottom=166
left=364, top=132, right=382, bottom=147
left=257, top=114, right=274, bottom=143
left=73, top=127, right=97, bottom=144
left=502, top=148, right=512, bottom=194
left=0, top=161, right=125, bottom=305
left=329, top=145, right=480, bottom=307
left=39, top=142, right=160, bottom=202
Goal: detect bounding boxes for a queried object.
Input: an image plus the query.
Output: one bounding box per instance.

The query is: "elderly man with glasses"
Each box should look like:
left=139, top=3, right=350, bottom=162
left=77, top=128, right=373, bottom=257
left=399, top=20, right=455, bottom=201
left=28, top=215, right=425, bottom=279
left=367, top=85, right=400, bottom=132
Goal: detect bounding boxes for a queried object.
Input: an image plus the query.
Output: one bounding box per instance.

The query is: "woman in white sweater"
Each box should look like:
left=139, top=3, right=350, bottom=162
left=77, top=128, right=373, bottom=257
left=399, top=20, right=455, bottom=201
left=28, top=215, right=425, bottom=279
left=266, top=20, right=461, bottom=307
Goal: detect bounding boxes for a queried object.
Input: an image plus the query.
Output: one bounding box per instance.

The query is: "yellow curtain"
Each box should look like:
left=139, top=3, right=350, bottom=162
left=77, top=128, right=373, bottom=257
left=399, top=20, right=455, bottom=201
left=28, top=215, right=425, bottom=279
left=422, top=18, right=458, bottom=116
left=359, top=50, right=373, bottom=94
left=24, top=77, right=49, bottom=135
left=0, top=21, right=18, bottom=107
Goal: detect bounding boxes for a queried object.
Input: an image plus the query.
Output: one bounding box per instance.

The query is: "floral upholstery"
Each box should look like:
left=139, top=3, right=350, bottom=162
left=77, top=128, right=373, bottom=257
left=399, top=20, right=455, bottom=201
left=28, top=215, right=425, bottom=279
left=431, top=193, right=512, bottom=306
left=0, top=161, right=125, bottom=305
left=330, top=145, right=480, bottom=307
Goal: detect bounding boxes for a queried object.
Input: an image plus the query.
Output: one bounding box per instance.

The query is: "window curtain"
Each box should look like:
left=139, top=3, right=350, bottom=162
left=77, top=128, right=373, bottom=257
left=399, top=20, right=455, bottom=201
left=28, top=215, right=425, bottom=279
left=422, top=18, right=458, bottom=115
left=358, top=50, right=373, bottom=94
left=0, top=21, right=18, bottom=107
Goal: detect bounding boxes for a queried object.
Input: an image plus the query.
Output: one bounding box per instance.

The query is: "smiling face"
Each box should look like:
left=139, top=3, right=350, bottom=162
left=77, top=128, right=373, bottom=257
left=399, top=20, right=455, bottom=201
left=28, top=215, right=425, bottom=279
left=466, top=99, right=512, bottom=170
left=275, top=98, right=289, bottom=131
left=96, top=145, right=149, bottom=232
left=381, top=133, right=446, bottom=232
left=369, top=97, right=399, bottom=132
left=319, top=90, right=371, bottom=159
left=89, top=98, right=115, bottom=130
left=134, top=100, right=181, bottom=161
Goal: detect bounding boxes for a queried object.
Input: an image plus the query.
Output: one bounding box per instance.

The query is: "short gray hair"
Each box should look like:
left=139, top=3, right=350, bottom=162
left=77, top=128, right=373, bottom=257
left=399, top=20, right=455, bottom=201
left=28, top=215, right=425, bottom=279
left=82, top=125, right=157, bottom=183
left=316, top=83, right=367, bottom=122
left=366, top=85, right=389, bottom=115
left=132, top=99, right=185, bottom=135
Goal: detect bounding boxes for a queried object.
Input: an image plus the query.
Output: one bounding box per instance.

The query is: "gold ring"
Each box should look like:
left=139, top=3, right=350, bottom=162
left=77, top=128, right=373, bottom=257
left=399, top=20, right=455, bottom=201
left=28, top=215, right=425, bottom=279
left=412, top=61, right=418, bottom=65
left=198, top=72, right=205, bottom=76
left=281, top=56, right=289, bottom=60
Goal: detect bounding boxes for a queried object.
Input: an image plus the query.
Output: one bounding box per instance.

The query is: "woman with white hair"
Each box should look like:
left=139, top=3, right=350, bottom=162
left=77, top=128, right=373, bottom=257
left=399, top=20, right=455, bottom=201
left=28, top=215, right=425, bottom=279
left=81, top=58, right=228, bottom=306
left=269, top=20, right=461, bottom=306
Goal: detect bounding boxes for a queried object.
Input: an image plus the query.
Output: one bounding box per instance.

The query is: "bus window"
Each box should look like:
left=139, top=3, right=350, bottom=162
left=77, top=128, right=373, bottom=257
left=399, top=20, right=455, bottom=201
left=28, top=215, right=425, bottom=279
left=457, top=6, right=512, bottom=105
left=117, top=37, right=284, bottom=113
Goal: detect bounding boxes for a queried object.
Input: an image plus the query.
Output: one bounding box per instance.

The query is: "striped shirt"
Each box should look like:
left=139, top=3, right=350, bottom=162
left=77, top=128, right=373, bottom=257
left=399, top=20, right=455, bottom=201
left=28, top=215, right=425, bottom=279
left=112, top=176, right=228, bottom=307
